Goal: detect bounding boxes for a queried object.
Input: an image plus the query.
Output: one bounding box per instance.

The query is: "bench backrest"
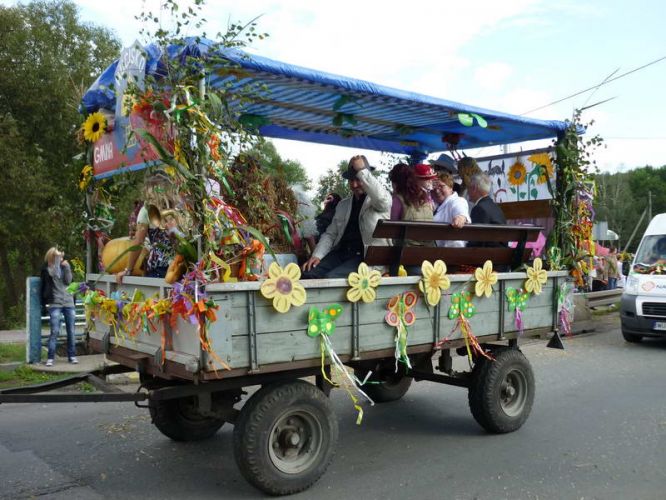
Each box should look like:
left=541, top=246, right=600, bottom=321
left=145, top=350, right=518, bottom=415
left=366, top=220, right=542, bottom=270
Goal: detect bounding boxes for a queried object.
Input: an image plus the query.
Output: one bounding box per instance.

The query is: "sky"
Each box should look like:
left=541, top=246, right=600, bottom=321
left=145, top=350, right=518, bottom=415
left=5, top=0, right=666, bottom=184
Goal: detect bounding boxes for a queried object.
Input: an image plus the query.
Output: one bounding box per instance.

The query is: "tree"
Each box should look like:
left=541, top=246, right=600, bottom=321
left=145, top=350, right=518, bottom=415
left=0, top=1, right=120, bottom=327
left=313, top=160, right=352, bottom=208
left=244, top=140, right=311, bottom=188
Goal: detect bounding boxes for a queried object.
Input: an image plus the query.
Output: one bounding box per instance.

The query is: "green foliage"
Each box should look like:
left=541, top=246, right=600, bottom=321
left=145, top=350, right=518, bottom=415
left=0, top=365, right=69, bottom=389
left=313, top=160, right=352, bottom=208
left=0, top=1, right=120, bottom=328
left=593, top=166, right=666, bottom=252
left=244, top=140, right=311, bottom=189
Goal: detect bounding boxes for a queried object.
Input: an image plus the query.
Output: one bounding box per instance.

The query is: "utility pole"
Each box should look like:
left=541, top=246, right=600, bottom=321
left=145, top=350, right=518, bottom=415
left=648, top=191, right=652, bottom=221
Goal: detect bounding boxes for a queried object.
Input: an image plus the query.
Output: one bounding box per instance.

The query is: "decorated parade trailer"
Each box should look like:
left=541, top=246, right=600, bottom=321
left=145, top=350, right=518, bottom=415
left=2, top=39, right=579, bottom=496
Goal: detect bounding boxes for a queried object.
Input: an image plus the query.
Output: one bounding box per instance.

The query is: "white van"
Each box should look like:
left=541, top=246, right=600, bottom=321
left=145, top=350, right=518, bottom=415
left=621, top=213, right=666, bottom=342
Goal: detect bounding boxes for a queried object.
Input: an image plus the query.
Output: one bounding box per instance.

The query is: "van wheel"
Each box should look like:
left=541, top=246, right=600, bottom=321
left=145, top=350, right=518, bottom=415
left=149, top=396, right=225, bottom=441
left=468, top=348, right=534, bottom=433
left=233, top=380, right=338, bottom=496
left=621, top=329, right=642, bottom=343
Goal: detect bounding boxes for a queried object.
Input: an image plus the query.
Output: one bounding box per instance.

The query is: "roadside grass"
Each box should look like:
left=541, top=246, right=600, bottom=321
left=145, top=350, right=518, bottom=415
left=0, top=343, right=25, bottom=363
left=0, top=364, right=72, bottom=389
left=591, top=302, right=620, bottom=316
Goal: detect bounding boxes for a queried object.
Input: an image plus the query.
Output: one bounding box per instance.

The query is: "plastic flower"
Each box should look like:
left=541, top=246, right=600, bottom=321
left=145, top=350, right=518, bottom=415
left=529, top=152, right=554, bottom=185
left=474, top=260, right=498, bottom=298
left=347, top=262, right=381, bottom=303
left=508, top=161, right=527, bottom=186
left=525, top=257, right=548, bottom=295
left=419, top=260, right=450, bottom=306
left=260, top=263, right=306, bottom=313
left=82, top=111, right=106, bottom=142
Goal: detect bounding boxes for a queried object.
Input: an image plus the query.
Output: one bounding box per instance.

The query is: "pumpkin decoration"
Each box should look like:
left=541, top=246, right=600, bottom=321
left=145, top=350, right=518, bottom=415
left=101, top=237, right=147, bottom=274
left=165, top=254, right=188, bottom=284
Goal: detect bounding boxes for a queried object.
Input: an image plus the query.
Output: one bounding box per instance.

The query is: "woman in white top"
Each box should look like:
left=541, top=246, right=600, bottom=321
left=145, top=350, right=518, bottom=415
left=432, top=172, right=471, bottom=248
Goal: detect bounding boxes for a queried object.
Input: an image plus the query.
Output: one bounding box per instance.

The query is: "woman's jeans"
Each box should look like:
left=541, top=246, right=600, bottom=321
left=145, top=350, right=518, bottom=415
left=47, top=306, right=76, bottom=360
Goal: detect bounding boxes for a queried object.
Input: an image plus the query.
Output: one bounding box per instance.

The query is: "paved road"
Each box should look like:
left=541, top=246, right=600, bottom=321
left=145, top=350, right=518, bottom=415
left=1, top=316, right=665, bottom=499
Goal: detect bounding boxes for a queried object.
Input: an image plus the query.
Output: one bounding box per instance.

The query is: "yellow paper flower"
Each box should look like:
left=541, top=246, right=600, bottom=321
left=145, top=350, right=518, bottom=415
left=525, top=257, right=548, bottom=295
left=347, top=262, right=382, bottom=303
left=474, top=260, right=498, bottom=298
left=260, top=263, right=307, bottom=313
left=82, top=111, right=106, bottom=142
left=418, top=260, right=450, bottom=306
left=508, top=161, right=527, bottom=186
left=78, top=164, right=93, bottom=191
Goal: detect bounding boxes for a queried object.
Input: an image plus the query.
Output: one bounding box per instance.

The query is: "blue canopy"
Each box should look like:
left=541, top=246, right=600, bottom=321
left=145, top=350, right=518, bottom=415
left=82, top=38, right=569, bottom=158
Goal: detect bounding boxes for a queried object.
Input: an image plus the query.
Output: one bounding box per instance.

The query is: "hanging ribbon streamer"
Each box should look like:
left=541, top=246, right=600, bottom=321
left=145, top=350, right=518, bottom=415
left=506, top=287, right=530, bottom=336
left=436, top=291, right=493, bottom=367
left=385, top=292, right=418, bottom=372
left=557, top=281, right=573, bottom=337
left=308, top=305, right=374, bottom=424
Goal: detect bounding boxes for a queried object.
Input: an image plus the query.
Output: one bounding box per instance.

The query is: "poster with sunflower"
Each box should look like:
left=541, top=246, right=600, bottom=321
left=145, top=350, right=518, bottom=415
left=476, top=147, right=555, bottom=203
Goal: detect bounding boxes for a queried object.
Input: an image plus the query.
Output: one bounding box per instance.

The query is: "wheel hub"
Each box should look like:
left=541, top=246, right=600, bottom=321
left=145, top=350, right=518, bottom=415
left=269, top=411, right=323, bottom=474
left=500, top=369, right=527, bottom=417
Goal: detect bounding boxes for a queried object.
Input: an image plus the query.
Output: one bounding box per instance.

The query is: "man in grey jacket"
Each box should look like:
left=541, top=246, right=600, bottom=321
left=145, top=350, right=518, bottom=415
left=302, top=155, right=391, bottom=278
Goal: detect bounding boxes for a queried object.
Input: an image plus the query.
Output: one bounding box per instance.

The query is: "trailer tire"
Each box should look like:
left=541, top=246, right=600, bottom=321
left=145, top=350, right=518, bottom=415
left=233, top=380, right=338, bottom=496
left=149, top=396, right=225, bottom=442
left=355, top=362, right=412, bottom=403
left=468, top=348, right=534, bottom=434
left=621, top=329, right=642, bottom=343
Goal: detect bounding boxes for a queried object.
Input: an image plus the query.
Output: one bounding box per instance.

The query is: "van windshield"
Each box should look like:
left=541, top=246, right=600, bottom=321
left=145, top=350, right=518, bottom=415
left=633, top=235, right=666, bottom=273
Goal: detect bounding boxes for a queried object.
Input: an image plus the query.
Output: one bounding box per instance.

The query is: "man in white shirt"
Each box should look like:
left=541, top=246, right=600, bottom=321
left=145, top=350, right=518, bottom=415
left=432, top=172, right=470, bottom=247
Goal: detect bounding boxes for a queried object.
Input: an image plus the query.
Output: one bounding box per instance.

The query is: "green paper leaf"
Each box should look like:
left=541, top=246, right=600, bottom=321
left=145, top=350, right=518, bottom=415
left=458, top=113, right=474, bottom=127
left=471, top=113, right=488, bottom=128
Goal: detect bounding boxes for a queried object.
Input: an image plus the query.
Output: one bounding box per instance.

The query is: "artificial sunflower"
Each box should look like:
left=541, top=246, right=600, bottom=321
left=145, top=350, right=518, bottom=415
left=525, top=257, right=548, bottom=295
left=507, top=161, right=527, bottom=186
left=260, top=262, right=307, bottom=313
left=474, top=260, right=498, bottom=298
left=78, top=164, right=93, bottom=191
left=346, top=262, right=382, bottom=303
left=531, top=154, right=555, bottom=185
left=82, top=111, right=106, bottom=142
left=418, top=260, right=450, bottom=306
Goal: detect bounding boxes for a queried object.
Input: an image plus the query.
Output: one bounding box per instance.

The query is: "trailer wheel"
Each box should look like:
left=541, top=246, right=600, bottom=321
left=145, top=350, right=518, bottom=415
left=621, top=329, right=642, bottom=343
left=355, top=361, right=412, bottom=403
left=149, top=396, right=225, bottom=442
left=468, top=348, right=534, bottom=434
left=233, top=380, right=338, bottom=496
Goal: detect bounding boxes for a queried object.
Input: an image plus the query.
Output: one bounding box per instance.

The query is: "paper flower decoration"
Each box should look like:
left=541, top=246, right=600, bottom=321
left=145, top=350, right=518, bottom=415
left=386, top=292, right=418, bottom=369
left=419, top=260, right=450, bottom=306
left=347, top=262, right=381, bottom=303
left=506, top=287, right=529, bottom=312
left=474, top=260, right=498, bottom=298
left=82, top=111, right=106, bottom=142
left=448, top=291, right=476, bottom=320
left=260, top=262, right=306, bottom=313
left=525, top=257, right=548, bottom=295
left=308, top=304, right=342, bottom=337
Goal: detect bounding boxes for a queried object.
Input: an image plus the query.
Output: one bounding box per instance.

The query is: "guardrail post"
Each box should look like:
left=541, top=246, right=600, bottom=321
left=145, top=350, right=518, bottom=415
left=26, top=277, right=42, bottom=364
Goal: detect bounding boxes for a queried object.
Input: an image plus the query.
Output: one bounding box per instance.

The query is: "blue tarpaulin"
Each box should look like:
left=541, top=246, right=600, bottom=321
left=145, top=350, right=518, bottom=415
left=82, top=38, right=570, bottom=158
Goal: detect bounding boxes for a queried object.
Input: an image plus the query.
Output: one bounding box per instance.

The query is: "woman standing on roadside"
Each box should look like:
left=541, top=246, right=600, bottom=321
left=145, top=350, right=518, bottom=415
left=40, top=247, right=78, bottom=367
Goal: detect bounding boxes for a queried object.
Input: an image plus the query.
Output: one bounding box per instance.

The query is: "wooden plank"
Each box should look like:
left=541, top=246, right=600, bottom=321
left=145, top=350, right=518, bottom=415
left=500, top=200, right=552, bottom=220
left=372, top=220, right=541, bottom=242
left=365, top=246, right=530, bottom=267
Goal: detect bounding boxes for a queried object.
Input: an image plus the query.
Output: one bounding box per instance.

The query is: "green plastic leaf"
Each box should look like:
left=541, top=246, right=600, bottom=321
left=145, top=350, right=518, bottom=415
left=333, top=94, right=356, bottom=111
left=135, top=129, right=195, bottom=181
left=471, top=113, right=488, bottom=128
left=238, top=224, right=277, bottom=261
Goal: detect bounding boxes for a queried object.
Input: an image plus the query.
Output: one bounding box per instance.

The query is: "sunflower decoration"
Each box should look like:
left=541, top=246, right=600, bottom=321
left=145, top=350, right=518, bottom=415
left=507, top=161, right=527, bottom=186
left=474, top=260, right=498, bottom=298
left=419, top=260, right=450, bottom=306
left=82, top=111, right=106, bottom=143
left=528, top=152, right=554, bottom=185
left=347, top=262, right=382, bottom=303
left=78, top=164, right=93, bottom=191
left=525, top=257, right=548, bottom=295
left=260, top=262, right=307, bottom=313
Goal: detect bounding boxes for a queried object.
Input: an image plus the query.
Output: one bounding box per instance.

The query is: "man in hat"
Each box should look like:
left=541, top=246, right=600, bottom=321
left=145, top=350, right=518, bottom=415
left=302, top=155, right=392, bottom=278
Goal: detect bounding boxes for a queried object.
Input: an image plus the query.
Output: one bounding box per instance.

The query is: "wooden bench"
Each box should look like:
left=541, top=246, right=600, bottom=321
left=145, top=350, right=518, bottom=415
left=365, top=220, right=542, bottom=271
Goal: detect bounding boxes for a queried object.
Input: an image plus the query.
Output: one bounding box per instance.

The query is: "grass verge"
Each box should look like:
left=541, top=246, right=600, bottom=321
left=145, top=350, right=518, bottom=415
left=0, top=343, right=26, bottom=363
left=0, top=365, right=70, bottom=389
